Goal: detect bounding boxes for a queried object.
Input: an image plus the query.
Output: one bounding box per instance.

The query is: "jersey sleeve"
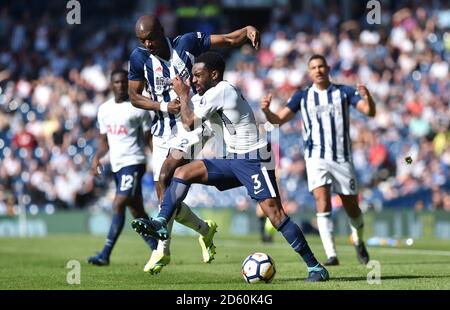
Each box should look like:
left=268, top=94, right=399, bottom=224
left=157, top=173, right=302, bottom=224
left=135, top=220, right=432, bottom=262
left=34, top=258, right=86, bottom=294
left=193, top=84, right=224, bottom=119
left=176, top=32, right=211, bottom=56
left=128, top=48, right=146, bottom=81
left=341, top=85, right=362, bottom=107
left=286, top=90, right=304, bottom=113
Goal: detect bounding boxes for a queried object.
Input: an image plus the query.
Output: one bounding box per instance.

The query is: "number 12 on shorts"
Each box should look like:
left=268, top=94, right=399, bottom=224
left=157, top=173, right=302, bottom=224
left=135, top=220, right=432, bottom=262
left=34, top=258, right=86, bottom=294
left=120, top=175, right=134, bottom=191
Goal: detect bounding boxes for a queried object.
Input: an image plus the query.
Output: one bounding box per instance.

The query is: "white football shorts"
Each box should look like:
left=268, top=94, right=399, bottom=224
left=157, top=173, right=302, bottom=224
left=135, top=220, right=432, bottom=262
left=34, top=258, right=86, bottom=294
left=305, top=158, right=358, bottom=195
left=151, top=123, right=213, bottom=181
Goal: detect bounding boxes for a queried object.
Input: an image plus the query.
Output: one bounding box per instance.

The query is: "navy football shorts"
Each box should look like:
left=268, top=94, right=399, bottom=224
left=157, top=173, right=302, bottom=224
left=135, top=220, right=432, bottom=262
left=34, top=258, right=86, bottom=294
left=113, top=164, right=146, bottom=197
left=203, top=153, right=279, bottom=201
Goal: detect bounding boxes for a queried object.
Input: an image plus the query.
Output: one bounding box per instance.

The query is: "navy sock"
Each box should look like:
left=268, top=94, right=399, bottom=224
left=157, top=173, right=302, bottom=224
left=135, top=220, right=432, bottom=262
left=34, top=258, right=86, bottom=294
left=140, top=214, right=158, bottom=250
left=158, top=177, right=190, bottom=221
left=278, top=217, right=319, bottom=268
left=101, top=212, right=125, bottom=258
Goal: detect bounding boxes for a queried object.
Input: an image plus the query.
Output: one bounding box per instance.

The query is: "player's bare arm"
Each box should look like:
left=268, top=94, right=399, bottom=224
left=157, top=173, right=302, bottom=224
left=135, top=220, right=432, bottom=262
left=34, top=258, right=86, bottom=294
left=144, top=130, right=153, bottom=153
left=128, top=79, right=181, bottom=114
left=260, top=93, right=296, bottom=125
left=210, top=26, right=260, bottom=50
left=172, top=75, right=197, bottom=130
left=91, top=133, right=109, bottom=176
left=355, top=83, right=376, bottom=117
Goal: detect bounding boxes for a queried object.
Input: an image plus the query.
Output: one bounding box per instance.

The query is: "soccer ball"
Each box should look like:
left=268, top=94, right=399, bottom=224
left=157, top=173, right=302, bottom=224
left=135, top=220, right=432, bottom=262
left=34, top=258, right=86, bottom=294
left=241, top=252, right=276, bottom=283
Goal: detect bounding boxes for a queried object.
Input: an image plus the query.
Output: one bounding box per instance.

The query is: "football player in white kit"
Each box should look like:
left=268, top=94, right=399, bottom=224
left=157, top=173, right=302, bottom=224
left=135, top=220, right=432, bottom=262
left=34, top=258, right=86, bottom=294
left=128, top=15, right=261, bottom=273
left=88, top=69, right=158, bottom=266
left=132, top=52, right=329, bottom=282
left=260, top=55, right=376, bottom=266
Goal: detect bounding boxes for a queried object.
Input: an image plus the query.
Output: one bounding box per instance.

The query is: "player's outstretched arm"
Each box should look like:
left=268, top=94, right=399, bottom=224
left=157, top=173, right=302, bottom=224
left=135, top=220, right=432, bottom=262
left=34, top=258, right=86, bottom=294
left=260, top=93, right=296, bottom=125
left=210, top=26, right=260, bottom=50
left=91, top=134, right=109, bottom=176
left=128, top=80, right=181, bottom=114
left=355, top=83, right=376, bottom=117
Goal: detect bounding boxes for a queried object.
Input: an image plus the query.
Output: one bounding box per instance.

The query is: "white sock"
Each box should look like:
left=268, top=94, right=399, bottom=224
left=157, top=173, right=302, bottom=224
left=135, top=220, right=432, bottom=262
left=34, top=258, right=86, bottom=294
left=349, top=213, right=364, bottom=246
left=317, top=212, right=337, bottom=258
left=155, top=203, right=175, bottom=256
left=157, top=215, right=174, bottom=256
left=175, top=202, right=209, bottom=236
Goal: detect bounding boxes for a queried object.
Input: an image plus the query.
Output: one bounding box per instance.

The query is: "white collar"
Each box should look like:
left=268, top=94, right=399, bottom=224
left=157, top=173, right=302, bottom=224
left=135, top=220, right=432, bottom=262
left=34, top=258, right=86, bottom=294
left=312, top=83, right=333, bottom=93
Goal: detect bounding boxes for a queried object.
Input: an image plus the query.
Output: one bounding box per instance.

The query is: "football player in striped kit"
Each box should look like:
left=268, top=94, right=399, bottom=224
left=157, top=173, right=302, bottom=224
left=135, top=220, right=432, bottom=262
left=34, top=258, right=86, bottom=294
left=128, top=15, right=261, bottom=273
left=260, top=54, right=376, bottom=266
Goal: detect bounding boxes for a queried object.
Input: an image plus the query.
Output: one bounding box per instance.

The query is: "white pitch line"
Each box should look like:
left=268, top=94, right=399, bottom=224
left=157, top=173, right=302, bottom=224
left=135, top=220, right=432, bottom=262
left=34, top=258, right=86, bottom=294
left=220, top=240, right=450, bottom=257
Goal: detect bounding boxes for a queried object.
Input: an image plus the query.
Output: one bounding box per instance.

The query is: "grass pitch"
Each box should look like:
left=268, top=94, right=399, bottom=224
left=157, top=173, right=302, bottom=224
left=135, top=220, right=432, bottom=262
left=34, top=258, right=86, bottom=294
left=1, top=233, right=450, bottom=290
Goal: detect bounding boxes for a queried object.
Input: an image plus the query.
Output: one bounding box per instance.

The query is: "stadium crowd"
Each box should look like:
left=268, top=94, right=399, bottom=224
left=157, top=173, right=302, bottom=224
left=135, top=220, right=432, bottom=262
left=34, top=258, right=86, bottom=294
left=0, top=0, right=449, bottom=215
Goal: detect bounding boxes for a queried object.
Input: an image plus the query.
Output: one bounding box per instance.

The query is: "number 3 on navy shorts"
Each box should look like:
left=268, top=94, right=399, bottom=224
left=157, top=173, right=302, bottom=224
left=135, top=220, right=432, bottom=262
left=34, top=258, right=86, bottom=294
left=251, top=174, right=264, bottom=195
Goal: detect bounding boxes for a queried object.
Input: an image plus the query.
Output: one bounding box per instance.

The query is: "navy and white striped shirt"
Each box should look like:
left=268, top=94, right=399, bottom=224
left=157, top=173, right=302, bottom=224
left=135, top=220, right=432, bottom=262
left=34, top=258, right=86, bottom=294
left=128, top=32, right=210, bottom=138
left=287, top=83, right=362, bottom=163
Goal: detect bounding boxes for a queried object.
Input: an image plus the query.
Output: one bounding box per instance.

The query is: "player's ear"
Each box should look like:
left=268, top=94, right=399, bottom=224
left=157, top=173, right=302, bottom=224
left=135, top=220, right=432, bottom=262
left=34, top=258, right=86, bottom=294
left=211, top=69, right=219, bottom=81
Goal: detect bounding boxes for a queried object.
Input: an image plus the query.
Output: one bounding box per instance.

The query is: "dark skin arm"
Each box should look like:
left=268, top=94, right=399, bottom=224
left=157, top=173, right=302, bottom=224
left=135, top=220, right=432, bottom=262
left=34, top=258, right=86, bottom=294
left=356, top=83, right=376, bottom=117
left=144, top=130, right=153, bottom=153
left=171, top=76, right=197, bottom=130
left=210, top=26, right=260, bottom=50
left=260, top=93, right=296, bottom=125
left=128, top=80, right=181, bottom=114
left=91, top=133, right=109, bottom=176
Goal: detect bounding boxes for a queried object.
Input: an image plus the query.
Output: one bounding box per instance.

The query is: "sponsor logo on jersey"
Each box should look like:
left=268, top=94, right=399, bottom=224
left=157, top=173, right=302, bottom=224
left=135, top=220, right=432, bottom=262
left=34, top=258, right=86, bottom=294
left=107, top=124, right=128, bottom=135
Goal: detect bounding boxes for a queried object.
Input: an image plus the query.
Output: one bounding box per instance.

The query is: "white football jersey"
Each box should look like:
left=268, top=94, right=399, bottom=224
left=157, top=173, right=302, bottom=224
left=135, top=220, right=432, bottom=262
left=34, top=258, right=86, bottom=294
left=193, top=81, right=267, bottom=154
left=97, top=98, right=151, bottom=172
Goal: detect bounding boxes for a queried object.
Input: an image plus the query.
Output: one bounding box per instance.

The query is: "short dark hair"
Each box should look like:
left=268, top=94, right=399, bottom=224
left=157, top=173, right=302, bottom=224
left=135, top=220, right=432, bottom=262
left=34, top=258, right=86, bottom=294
left=195, top=52, right=225, bottom=77
left=111, top=68, right=128, bottom=80
left=308, top=54, right=328, bottom=65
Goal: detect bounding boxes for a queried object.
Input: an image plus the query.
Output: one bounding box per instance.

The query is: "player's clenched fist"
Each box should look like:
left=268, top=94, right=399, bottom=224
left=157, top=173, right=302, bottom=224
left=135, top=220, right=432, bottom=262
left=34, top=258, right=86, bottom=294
left=90, top=158, right=102, bottom=176
left=246, top=26, right=260, bottom=50
left=171, top=75, right=190, bottom=99
left=167, top=99, right=181, bottom=114
left=260, top=93, right=272, bottom=112
left=356, top=83, right=370, bottom=100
